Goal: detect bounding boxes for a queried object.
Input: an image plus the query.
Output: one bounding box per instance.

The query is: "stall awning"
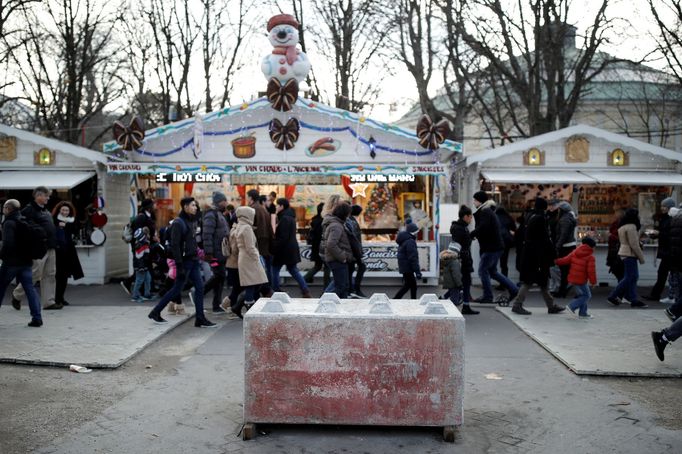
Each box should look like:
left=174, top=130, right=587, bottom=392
left=579, top=171, right=682, bottom=186
left=0, top=171, right=95, bottom=189
left=481, top=170, right=597, bottom=184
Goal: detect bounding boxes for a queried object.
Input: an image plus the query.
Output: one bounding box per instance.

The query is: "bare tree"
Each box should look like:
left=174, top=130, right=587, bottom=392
left=12, top=0, right=124, bottom=144
left=457, top=0, right=616, bottom=138
left=649, top=0, right=682, bottom=86
left=218, top=0, right=257, bottom=109
left=0, top=0, right=39, bottom=104
left=310, top=0, right=389, bottom=112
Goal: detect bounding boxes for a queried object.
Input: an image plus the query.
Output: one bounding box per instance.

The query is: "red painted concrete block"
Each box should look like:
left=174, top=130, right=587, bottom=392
left=244, top=295, right=464, bottom=427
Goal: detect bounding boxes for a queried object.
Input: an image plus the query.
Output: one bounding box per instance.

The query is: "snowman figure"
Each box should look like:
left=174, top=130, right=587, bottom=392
left=261, top=14, right=311, bottom=84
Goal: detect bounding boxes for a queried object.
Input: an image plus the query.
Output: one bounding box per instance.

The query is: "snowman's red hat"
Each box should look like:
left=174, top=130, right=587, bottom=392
left=267, top=14, right=300, bottom=32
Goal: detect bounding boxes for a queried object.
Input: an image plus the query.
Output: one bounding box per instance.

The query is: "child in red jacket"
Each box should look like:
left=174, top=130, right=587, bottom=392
left=555, top=236, right=597, bottom=319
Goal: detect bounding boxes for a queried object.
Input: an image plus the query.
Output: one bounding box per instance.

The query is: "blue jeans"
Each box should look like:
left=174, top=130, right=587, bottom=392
left=448, top=287, right=463, bottom=305
left=151, top=260, right=206, bottom=321
left=609, top=257, right=639, bottom=303
left=132, top=269, right=151, bottom=299
left=462, top=271, right=472, bottom=302
left=272, top=264, right=309, bottom=292
left=479, top=251, right=519, bottom=300
left=568, top=283, right=591, bottom=316
left=328, top=261, right=349, bottom=298
left=243, top=285, right=260, bottom=303
left=261, top=255, right=274, bottom=286
left=0, top=265, right=41, bottom=321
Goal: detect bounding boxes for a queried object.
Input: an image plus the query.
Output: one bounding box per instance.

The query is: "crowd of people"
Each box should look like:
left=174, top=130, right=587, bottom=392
left=1, top=185, right=680, bottom=362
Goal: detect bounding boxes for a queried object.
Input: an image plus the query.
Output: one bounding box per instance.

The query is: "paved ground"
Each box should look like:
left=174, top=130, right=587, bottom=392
left=497, top=303, right=682, bottom=377
left=1, top=283, right=681, bottom=453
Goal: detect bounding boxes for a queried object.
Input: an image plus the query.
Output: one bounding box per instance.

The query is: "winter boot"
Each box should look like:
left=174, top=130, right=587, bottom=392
left=512, top=303, right=532, bottom=315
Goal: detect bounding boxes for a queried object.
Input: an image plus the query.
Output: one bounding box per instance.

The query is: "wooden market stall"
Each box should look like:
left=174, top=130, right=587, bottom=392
left=453, top=124, right=682, bottom=286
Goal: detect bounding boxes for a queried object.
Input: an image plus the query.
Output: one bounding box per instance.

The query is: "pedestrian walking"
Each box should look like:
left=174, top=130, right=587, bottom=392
left=556, top=237, right=597, bottom=319
left=11, top=186, right=59, bottom=310
left=651, top=316, right=682, bottom=362
left=320, top=194, right=343, bottom=292
left=440, top=242, right=478, bottom=315
left=607, top=208, right=647, bottom=308
left=663, top=204, right=682, bottom=323
left=450, top=205, right=475, bottom=308
left=303, top=202, right=325, bottom=284
left=606, top=209, right=625, bottom=283
left=234, top=206, right=269, bottom=308
left=147, top=198, right=216, bottom=327
left=553, top=201, right=578, bottom=298
left=246, top=189, right=274, bottom=296
left=131, top=227, right=153, bottom=303
left=202, top=191, right=230, bottom=314
left=510, top=198, right=565, bottom=315
left=271, top=198, right=312, bottom=297
left=394, top=222, right=421, bottom=299
left=470, top=191, right=519, bottom=303
left=643, top=197, right=676, bottom=303
left=0, top=199, right=42, bottom=327
left=221, top=222, right=243, bottom=318
left=495, top=206, right=516, bottom=280
left=51, top=201, right=83, bottom=306
left=347, top=204, right=367, bottom=298
left=321, top=202, right=353, bottom=298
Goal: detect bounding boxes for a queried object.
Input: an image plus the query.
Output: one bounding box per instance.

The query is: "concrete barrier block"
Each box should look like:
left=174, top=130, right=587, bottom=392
left=244, top=297, right=464, bottom=428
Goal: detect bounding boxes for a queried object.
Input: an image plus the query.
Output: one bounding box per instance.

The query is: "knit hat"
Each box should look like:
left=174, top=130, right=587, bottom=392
left=267, top=13, right=299, bottom=32
left=406, top=222, right=419, bottom=234
left=534, top=197, right=548, bottom=211
left=661, top=197, right=676, bottom=209
left=133, top=228, right=145, bottom=241
left=582, top=236, right=596, bottom=248
left=212, top=191, right=227, bottom=205
left=558, top=201, right=573, bottom=212
left=448, top=242, right=461, bottom=253
left=473, top=191, right=489, bottom=203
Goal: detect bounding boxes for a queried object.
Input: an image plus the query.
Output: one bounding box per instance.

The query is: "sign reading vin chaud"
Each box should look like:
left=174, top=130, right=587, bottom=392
left=297, top=243, right=432, bottom=275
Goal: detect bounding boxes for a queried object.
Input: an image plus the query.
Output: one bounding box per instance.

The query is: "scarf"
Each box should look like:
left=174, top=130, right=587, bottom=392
left=272, top=46, right=299, bottom=66
left=57, top=214, right=75, bottom=224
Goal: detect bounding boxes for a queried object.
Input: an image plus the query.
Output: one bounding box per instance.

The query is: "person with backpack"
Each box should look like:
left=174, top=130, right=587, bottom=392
left=0, top=199, right=42, bottom=327
left=11, top=186, right=57, bottom=311
left=52, top=201, right=84, bottom=307
left=147, top=198, right=216, bottom=327
left=202, top=191, right=230, bottom=314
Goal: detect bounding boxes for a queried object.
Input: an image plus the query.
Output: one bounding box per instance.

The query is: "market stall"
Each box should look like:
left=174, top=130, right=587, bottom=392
left=0, top=123, right=129, bottom=284
left=453, top=124, right=682, bottom=285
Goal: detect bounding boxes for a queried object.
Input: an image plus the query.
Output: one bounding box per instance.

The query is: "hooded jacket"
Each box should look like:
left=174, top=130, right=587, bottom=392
left=440, top=250, right=462, bottom=289
left=556, top=203, right=577, bottom=249
left=321, top=215, right=353, bottom=264
left=471, top=200, right=504, bottom=253
left=234, top=206, right=268, bottom=287
left=272, top=208, right=301, bottom=267
left=396, top=230, right=420, bottom=274
left=555, top=243, right=597, bottom=286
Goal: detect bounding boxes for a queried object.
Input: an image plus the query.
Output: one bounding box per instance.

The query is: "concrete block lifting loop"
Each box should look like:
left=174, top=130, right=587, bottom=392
left=368, top=293, right=390, bottom=305
left=319, top=293, right=342, bottom=304
left=270, top=292, right=292, bottom=304
left=262, top=300, right=285, bottom=313
left=315, top=300, right=339, bottom=313
left=369, top=302, right=393, bottom=314
left=419, top=294, right=440, bottom=305
left=424, top=301, right=448, bottom=315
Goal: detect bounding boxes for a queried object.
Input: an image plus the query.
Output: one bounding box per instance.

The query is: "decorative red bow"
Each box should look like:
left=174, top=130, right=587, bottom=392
left=416, top=115, right=450, bottom=150
left=113, top=117, right=145, bottom=151
left=269, top=118, right=300, bottom=150
left=267, top=78, right=299, bottom=111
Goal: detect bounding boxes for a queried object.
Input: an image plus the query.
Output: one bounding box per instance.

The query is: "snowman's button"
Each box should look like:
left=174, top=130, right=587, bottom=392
left=279, top=58, right=286, bottom=64
left=279, top=67, right=287, bottom=75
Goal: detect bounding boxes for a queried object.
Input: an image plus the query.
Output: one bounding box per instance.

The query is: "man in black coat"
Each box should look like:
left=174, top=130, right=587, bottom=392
left=470, top=191, right=519, bottom=303
left=272, top=198, right=312, bottom=297
left=449, top=205, right=479, bottom=314
left=510, top=198, right=565, bottom=315
left=202, top=191, right=230, bottom=313
left=644, top=197, right=675, bottom=302
left=12, top=186, right=59, bottom=310
left=0, top=199, right=43, bottom=326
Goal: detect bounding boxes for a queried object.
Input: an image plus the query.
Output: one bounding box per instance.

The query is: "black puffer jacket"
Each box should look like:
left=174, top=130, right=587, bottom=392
left=22, top=201, right=57, bottom=250
left=0, top=210, right=32, bottom=266
left=471, top=200, right=504, bottom=253
left=669, top=210, right=682, bottom=272
left=170, top=211, right=198, bottom=263
left=396, top=231, right=420, bottom=274
left=656, top=215, right=672, bottom=259
left=272, top=208, right=301, bottom=267
left=450, top=219, right=473, bottom=273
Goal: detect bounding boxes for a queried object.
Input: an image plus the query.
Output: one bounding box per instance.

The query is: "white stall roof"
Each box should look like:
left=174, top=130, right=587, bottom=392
left=580, top=171, right=682, bottom=185
left=0, top=171, right=95, bottom=189
left=481, top=170, right=597, bottom=184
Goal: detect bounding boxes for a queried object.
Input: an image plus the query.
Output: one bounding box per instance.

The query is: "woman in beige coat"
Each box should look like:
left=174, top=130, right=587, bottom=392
left=608, top=208, right=647, bottom=308
left=234, top=206, right=268, bottom=305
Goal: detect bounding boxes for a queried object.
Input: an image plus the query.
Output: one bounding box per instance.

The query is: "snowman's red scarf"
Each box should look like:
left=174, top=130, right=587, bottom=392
left=272, top=46, right=299, bottom=66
